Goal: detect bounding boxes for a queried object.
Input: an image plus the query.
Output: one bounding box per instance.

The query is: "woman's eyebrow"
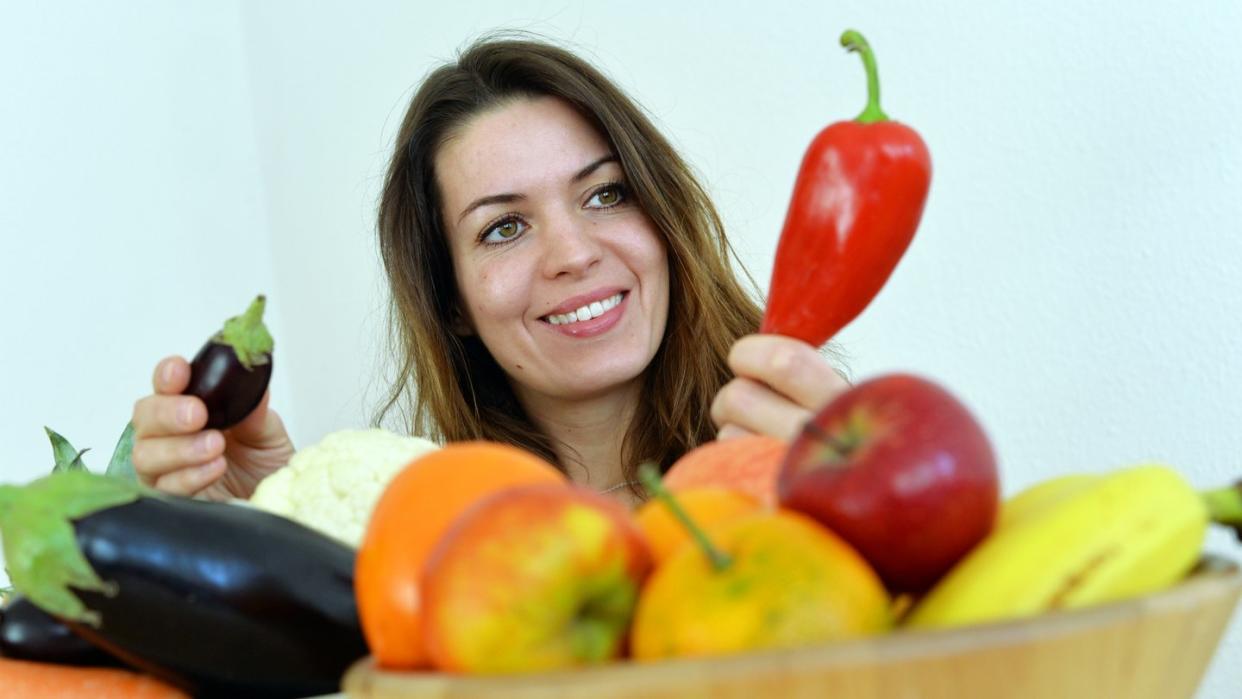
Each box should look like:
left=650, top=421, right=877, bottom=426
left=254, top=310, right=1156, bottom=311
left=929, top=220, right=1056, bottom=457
left=571, top=154, right=617, bottom=183
left=457, top=192, right=525, bottom=224
left=456, top=154, right=618, bottom=224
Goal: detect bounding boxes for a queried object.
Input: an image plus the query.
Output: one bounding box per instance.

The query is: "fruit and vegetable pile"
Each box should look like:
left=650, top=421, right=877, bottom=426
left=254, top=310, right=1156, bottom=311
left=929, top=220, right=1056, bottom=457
left=2, top=28, right=1241, bottom=699
left=4, top=383, right=1241, bottom=696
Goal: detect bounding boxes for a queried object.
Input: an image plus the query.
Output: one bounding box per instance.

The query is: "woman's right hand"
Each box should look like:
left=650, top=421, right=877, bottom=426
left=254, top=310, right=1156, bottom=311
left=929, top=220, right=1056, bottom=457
left=132, top=355, right=296, bottom=501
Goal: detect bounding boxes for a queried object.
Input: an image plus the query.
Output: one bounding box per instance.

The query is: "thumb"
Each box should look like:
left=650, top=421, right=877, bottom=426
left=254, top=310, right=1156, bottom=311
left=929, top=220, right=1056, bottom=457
left=227, top=390, right=274, bottom=442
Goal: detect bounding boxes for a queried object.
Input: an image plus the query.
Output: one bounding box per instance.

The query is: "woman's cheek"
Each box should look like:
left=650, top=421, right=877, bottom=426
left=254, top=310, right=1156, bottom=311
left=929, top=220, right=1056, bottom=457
left=471, top=260, right=535, bottom=330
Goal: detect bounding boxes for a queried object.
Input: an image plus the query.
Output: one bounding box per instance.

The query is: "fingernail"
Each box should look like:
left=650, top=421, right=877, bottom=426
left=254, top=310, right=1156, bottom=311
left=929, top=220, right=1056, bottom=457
left=179, top=402, right=195, bottom=427
left=198, top=432, right=221, bottom=457
left=163, top=360, right=177, bottom=386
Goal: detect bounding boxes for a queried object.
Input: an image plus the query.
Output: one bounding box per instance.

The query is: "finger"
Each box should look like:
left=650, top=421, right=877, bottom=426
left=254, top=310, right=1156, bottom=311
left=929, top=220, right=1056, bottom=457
left=728, top=334, right=850, bottom=413
left=132, top=431, right=225, bottom=483
left=153, top=457, right=227, bottom=497
left=227, top=390, right=271, bottom=441
left=710, top=377, right=812, bottom=443
left=152, top=356, right=191, bottom=395
left=132, top=394, right=208, bottom=439
left=716, top=423, right=756, bottom=441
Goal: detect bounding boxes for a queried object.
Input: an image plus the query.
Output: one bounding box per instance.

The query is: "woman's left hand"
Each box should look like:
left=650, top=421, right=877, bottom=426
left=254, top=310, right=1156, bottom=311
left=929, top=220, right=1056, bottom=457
left=711, top=334, right=850, bottom=442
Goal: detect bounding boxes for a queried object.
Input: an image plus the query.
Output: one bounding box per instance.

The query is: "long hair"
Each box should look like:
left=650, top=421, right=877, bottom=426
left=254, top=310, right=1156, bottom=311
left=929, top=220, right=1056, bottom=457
left=375, top=33, right=765, bottom=494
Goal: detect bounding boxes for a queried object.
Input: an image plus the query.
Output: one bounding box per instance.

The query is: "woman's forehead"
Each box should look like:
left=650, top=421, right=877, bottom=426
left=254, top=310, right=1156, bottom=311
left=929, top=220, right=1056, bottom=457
left=435, top=97, right=615, bottom=207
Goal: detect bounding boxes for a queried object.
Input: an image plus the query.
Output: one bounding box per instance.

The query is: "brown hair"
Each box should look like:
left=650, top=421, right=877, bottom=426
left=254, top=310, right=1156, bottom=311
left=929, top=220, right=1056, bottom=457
left=375, top=32, right=764, bottom=493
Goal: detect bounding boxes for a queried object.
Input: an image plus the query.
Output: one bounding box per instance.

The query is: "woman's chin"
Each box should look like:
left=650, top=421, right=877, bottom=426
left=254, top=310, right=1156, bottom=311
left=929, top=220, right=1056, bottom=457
left=524, top=365, right=648, bottom=404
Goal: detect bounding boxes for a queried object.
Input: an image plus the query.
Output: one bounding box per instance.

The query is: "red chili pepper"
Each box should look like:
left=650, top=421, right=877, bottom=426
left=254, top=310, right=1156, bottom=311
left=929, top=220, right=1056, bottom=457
left=761, top=29, right=932, bottom=346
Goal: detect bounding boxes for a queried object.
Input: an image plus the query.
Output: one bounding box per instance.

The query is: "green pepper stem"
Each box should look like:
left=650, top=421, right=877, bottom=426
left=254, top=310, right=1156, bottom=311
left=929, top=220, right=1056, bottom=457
left=840, top=29, right=889, bottom=124
left=638, top=463, right=733, bottom=572
left=1204, top=481, right=1242, bottom=543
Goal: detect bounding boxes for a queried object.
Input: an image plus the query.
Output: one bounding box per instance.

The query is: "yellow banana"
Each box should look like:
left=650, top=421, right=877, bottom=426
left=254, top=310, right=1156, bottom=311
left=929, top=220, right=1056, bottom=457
left=906, top=464, right=1206, bottom=629
left=996, top=472, right=1100, bottom=530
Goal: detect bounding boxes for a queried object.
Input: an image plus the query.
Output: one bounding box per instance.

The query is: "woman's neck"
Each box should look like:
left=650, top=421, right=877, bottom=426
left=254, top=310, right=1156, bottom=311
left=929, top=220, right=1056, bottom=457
left=515, top=379, right=641, bottom=495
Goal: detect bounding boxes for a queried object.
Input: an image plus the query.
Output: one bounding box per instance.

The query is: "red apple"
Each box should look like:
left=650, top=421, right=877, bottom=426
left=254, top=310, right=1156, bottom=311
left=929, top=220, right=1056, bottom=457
left=779, top=373, right=998, bottom=593
left=421, top=484, right=651, bottom=674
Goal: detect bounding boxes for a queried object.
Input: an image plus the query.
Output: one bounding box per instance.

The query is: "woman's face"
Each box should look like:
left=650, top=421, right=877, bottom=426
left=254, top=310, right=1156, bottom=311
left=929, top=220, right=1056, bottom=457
left=436, top=96, right=670, bottom=403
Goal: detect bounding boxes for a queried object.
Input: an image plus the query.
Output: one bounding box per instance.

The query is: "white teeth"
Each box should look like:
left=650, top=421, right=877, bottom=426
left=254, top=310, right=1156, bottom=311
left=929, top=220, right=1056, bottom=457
left=546, top=293, right=623, bottom=326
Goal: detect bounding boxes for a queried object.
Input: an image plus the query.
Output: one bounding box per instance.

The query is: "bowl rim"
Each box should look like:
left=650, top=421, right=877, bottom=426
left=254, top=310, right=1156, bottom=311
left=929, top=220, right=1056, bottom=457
left=345, top=554, right=1241, bottom=690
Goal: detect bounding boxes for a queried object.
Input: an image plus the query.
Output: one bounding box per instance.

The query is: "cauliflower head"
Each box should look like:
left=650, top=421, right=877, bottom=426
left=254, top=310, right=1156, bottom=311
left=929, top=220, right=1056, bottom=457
left=249, top=428, right=440, bottom=547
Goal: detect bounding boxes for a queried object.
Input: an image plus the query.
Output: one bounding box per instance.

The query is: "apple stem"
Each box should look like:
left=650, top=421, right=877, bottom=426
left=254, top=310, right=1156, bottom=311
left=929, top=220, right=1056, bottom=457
left=1204, top=480, right=1242, bottom=543
left=802, top=422, right=857, bottom=462
left=826, top=436, right=854, bottom=457
left=638, top=463, right=733, bottom=571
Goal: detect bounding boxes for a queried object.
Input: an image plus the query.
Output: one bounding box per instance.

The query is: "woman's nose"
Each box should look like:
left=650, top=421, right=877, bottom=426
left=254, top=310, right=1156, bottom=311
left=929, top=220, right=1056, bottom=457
left=540, top=212, right=603, bottom=279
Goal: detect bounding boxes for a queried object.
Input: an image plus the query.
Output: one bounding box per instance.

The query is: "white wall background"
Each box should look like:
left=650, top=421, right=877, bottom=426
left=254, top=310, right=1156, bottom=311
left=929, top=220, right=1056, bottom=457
left=2, top=1, right=1239, bottom=695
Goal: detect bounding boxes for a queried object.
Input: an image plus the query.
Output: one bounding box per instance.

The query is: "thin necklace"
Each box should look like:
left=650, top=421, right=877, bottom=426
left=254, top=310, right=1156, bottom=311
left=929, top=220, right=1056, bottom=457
left=600, top=480, right=641, bottom=495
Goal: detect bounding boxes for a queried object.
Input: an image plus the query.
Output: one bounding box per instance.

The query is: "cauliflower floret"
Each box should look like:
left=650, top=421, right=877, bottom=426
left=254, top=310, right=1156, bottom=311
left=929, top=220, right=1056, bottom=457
left=249, top=428, right=440, bottom=547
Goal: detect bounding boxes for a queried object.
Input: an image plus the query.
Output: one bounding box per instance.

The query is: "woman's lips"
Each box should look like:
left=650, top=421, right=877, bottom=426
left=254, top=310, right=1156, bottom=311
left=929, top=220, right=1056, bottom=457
left=542, top=291, right=628, bottom=338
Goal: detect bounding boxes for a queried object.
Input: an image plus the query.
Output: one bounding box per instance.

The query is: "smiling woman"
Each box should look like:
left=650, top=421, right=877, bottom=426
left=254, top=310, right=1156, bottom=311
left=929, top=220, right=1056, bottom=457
left=129, top=32, right=851, bottom=504
left=376, top=38, right=764, bottom=497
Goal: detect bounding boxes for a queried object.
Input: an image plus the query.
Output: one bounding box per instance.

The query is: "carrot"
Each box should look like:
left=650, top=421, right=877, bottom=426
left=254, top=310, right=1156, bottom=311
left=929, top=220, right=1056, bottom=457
left=0, top=656, right=188, bottom=698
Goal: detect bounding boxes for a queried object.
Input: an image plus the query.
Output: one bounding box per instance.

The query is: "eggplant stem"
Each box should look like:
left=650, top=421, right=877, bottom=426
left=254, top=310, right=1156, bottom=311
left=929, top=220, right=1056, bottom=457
left=0, top=472, right=142, bottom=625
left=218, top=294, right=274, bottom=369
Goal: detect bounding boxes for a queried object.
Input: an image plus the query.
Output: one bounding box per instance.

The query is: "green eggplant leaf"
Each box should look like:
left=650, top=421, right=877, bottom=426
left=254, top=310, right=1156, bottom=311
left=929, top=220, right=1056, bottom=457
left=0, top=471, right=144, bottom=625
left=45, top=427, right=90, bottom=473
left=69, top=449, right=90, bottom=472
left=105, top=423, right=138, bottom=481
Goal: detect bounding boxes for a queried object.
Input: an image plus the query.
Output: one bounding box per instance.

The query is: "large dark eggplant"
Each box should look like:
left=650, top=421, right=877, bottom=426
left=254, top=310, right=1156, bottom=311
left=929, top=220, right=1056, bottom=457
left=61, top=495, right=368, bottom=698
left=186, top=294, right=273, bottom=429
left=0, top=595, right=119, bottom=666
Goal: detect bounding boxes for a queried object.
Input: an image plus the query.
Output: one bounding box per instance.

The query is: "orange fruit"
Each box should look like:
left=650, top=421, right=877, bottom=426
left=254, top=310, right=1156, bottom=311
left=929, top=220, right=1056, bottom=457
left=634, top=487, right=762, bottom=563
left=664, top=435, right=788, bottom=507
left=631, top=509, right=891, bottom=660
left=355, top=441, right=566, bottom=669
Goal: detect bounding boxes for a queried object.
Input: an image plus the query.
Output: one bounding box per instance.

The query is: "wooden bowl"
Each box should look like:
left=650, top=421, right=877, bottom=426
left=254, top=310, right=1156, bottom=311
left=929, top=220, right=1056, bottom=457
left=343, top=555, right=1241, bottom=699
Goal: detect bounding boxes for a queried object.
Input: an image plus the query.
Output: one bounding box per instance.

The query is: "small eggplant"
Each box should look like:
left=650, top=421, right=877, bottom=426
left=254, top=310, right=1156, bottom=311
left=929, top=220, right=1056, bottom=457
left=0, top=472, right=368, bottom=698
left=187, top=295, right=274, bottom=429
left=0, top=595, right=119, bottom=666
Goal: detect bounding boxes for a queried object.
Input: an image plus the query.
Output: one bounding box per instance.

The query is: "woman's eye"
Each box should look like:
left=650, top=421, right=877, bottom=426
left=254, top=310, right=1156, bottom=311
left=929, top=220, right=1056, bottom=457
left=481, top=217, right=526, bottom=244
left=587, top=183, right=627, bottom=208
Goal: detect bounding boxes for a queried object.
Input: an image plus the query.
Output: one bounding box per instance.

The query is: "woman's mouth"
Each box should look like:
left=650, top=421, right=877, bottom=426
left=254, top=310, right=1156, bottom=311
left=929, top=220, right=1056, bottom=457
left=540, top=291, right=628, bottom=338
left=544, top=292, right=625, bottom=326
